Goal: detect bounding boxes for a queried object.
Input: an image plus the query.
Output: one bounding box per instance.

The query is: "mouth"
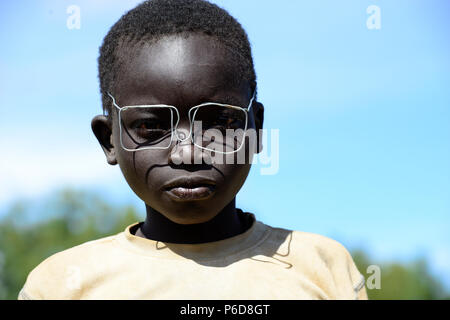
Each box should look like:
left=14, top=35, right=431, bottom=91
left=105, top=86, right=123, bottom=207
left=162, top=177, right=217, bottom=201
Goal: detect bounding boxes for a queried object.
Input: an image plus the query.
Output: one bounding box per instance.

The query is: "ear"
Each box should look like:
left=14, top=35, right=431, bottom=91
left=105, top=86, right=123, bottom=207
left=91, top=115, right=117, bottom=165
left=252, top=102, right=264, bottom=154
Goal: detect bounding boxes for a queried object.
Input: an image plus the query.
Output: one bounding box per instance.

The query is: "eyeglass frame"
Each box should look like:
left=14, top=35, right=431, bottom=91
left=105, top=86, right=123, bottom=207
left=107, top=91, right=256, bottom=154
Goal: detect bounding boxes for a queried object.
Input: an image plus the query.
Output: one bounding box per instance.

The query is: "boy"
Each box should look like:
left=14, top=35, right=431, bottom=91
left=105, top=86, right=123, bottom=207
left=18, top=0, right=367, bottom=299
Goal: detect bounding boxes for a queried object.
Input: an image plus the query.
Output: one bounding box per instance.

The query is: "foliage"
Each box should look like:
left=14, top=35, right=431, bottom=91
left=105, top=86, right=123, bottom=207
left=0, top=189, right=141, bottom=300
left=0, top=188, right=448, bottom=300
left=352, top=250, right=449, bottom=300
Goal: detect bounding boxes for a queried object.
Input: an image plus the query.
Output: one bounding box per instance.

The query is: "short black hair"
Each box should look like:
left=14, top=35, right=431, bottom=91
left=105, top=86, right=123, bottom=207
left=98, top=0, right=257, bottom=117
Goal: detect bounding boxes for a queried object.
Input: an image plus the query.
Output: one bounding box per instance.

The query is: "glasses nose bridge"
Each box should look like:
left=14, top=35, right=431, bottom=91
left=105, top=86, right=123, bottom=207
left=173, top=107, right=194, bottom=143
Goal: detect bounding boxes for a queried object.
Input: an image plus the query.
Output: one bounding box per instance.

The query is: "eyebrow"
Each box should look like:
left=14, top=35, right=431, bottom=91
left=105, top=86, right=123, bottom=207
left=210, top=95, right=246, bottom=108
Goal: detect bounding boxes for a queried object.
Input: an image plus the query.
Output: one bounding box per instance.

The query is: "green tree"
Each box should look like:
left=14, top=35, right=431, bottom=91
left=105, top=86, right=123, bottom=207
left=351, top=250, right=448, bottom=299
left=0, top=189, right=142, bottom=300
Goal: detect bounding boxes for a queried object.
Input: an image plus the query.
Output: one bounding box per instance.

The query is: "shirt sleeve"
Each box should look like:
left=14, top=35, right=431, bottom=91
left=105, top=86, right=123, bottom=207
left=352, top=272, right=369, bottom=300
left=343, top=248, right=369, bottom=300
left=16, top=256, right=56, bottom=300
left=17, top=286, right=35, bottom=300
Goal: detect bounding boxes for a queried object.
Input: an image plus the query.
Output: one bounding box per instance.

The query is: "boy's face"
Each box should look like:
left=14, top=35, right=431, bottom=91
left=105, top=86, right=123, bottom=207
left=92, top=34, right=263, bottom=224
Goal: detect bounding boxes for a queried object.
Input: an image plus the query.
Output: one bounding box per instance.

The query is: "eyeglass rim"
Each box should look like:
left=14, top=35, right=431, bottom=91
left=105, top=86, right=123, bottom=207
left=106, top=91, right=256, bottom=153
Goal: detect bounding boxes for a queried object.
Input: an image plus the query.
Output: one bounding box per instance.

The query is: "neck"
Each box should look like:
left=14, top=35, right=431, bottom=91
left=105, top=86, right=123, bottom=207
left=139, top=199, right=248, bottom=244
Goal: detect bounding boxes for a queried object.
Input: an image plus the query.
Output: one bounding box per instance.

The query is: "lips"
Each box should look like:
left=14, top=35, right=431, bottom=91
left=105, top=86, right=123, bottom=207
left=162, top=177, right=216, bottom=201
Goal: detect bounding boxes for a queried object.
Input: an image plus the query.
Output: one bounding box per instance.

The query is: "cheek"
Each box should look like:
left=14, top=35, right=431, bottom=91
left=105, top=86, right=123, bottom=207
left=112, top=125, right=154, bottom=181
left=217, top=163, right=252, bottom=195
left=216, top=163, right=252, bottom=210
left=115, top=142, right=168, bottom=196
left=116, top=151, right=145, bottom=195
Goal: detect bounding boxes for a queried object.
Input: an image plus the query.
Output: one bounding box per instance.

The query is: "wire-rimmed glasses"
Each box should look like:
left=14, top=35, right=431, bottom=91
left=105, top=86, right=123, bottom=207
left=107, top=91, right=256, bottom=154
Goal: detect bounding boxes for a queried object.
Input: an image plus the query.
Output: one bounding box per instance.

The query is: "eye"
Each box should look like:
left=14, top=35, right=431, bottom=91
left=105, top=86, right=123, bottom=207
left=132, top=118, right=171, bottom=131
left=193, top=105, right=247, bottom=134
left=136, top=119, right=161, bottom=130
left=132, top=119, right=170, bottom=141
left=216, top=114, right=243, bottom=129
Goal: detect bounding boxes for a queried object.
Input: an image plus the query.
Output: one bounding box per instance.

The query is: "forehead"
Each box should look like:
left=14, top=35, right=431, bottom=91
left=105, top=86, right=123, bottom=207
left=114, top=34, right=248, bottom=107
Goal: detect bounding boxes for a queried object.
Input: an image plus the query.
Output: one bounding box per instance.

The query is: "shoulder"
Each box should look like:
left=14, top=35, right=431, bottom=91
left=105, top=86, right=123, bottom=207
left=262, top=224, right=367, bottom=299
left=18, top=233, right=120, bottom=300
left=292, top=229, right=353, bottom=261
left=265, top=224, right=352, bottom=261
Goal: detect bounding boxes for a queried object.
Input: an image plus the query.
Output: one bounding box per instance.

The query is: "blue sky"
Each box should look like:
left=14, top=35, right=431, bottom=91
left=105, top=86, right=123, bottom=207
left=1, top=1, right=449, bottom=289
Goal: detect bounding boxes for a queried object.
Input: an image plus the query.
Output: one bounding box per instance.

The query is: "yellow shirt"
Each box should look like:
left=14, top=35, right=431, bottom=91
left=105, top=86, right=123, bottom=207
left=18, top=214, right=367, bottom=300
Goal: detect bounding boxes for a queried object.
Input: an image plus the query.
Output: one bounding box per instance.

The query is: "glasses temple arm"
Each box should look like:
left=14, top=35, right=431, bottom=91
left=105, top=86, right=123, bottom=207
left=247, top=90, right=256, bottom=112
left=107, top=92, right=121, bottom=110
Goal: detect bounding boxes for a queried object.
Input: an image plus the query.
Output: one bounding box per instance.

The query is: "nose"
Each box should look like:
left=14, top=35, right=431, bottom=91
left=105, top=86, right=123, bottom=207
left=168, top=140, right=207, bottom=166
left=168, top=127, right=207, bottom=166
left=175, top=127, right=190, bottom=142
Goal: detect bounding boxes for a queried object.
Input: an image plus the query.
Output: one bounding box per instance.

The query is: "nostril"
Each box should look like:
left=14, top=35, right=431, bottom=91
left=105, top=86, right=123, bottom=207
left=168, top=144, right=183, bottom=165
